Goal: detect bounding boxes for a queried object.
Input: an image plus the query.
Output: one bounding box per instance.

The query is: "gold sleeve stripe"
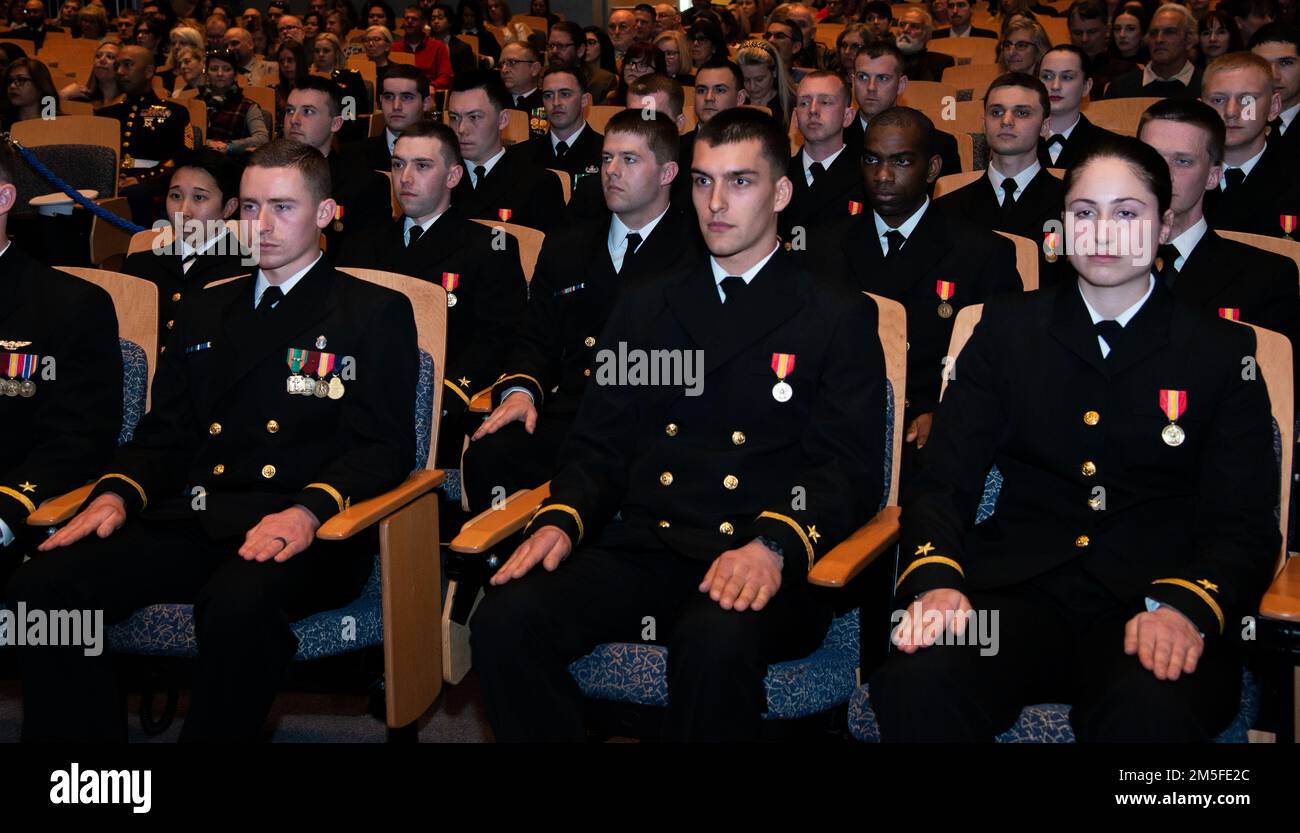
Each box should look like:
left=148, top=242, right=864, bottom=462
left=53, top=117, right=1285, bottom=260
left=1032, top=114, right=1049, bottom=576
left=529, top=503, right=584, bottom=543
left=895, top=555, right=965, bottom=591
left=443, top=378, right=471, bottom=405
left=0, top=486, right=36, bottom=514
left=757, top=511, right=815, bottom=572
left=495, top=373, right=544, bottom=400
left=305, top=482, right=346, bottom=513
left=97, top=473, right=147, bottom=510
left=1152, top=578, right=1226, bottom=634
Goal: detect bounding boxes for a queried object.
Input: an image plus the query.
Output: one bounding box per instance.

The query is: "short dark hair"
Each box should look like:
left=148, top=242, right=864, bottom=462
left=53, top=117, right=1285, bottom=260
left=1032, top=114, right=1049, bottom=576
left=293, top=73, right=345, bottom=117
left=1250, top=20, right=1300, bottom=50
left=695, top=57, right=744, bottom=91
left=605, top=108, right=679, bottom=164
left=866, top=106, right=937, bottom=161
left=629, top=73, right=685, bottom=118
left=247, top=139, right=333, bottom=204
left=858, top=40, right=905, bottom=72
left=984, top=71, right=1051, bottom=117
left=543, top=62, right=588, bottom=95
left=696, top=106, right=790, bottom=179
left=404, top=4, right=427, bottom=21
left=1236, top=0, right=1281, bottom=20
left=0, top=140, right=15, bottom=186
left=450, top=68, right=512, bottom=113
left=861, top=0, right=892, bottom=18
left=800, top=69, right=851, bottom=104
left=1066, top=0, right=1106, bottom=24
left=381, top=62, right=430, bottom=98
left=1138, top=97, right=1227, bottom=165
left=396, top=118, right=464, bottom=170
left=508, top=41, right=543, bottom=63
left=1042, top=43, right=1090, bottom=79
left=174, top=148, right=240, bottom=201
left=634, top=3, right=655, bottom=14
left=1065, top=134, right=1172, bottom=216
left=550, top=19, right=583, bottom=46
left=205, top=48, right=239, bottom=68
left=765, top=16, right=803, bottom=48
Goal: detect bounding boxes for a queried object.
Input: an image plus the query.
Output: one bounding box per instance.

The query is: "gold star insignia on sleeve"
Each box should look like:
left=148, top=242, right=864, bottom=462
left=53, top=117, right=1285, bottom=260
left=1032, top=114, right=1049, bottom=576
left=915, top=542, right=935, bottom=556
left=806, top=525, right=820, bottom=543
left=1197, top=579, right=1219, bottom=593
left=18, top=482, right=36, bottom=493
left=458, top=377, right=471, bottom=387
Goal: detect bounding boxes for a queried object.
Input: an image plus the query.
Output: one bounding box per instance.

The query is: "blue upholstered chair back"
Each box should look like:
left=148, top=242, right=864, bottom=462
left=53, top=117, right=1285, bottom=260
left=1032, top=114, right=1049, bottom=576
left=119, top=338, right=148, bottom=446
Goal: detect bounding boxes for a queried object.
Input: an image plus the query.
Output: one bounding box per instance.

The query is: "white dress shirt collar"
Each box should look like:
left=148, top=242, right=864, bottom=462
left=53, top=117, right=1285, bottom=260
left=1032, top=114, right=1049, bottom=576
left=254, top=252, right=322, bottom=308
left=468, top=146, right=507, bottom=186
left=552, top=121, right=586, bottom=150
left=710, top=242, right=781, bottom=301
left=872, top=197, right=930, bottom=254
left=608, top=206, right=669, bottom=272
left=1143, top=59, right=1196, bottom=87
left=1167, top=217, right=1208, bottom=272
left=987, top=160, right=1042, bottom=205
left=802, top=144, right=846, bottom=185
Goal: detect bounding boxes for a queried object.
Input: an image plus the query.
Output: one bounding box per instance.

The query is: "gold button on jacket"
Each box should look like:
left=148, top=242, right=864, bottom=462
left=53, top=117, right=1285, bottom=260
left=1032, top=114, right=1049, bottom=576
left=261, top=464, right=277, bottom=479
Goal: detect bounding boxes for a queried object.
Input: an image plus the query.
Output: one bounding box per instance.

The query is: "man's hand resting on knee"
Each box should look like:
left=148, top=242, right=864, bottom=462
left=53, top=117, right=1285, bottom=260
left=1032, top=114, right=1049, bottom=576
left=892, top=588, right=974, bottom=653
left=699, top=540, right=783, bottom=612
left=1124, top=607, right=1204, bottom=681
left=490, top=524, right=571, bottom=585
left=238, top=505, right=321, bottom=563
left=472, top=391, right=538, bottom=440
left=37, top=493, right=127, bottom=550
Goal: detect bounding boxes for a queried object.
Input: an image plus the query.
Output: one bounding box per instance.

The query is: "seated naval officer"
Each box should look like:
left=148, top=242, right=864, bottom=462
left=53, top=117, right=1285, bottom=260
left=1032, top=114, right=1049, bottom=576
left=870, top=137, right=1280, bottom=742
left=470, top=108, right=888, bottom=741
left=5, top=139, right=419, bottom=742
left=0, top=139, right=121, bottom=585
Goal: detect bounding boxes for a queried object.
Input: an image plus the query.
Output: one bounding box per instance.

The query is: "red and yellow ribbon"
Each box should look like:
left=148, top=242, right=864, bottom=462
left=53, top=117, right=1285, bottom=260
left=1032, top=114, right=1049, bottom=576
left=771, top=353, right=796, bottom=380
left=936, top=280, right=955, bottom=302
left=1159, top=389, right=1187, bottom=421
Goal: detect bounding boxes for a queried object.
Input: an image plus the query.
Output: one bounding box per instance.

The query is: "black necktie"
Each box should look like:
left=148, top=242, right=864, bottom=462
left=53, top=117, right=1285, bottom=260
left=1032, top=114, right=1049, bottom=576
left=621, top=232, right=642, bottom=271
left=1223, top=167, right=1245, bottom=192
left=1047, top=134, right=1066, bottom=147
left=1157, top=243, right=1180, bottom=287
left=256, top=285, right=284, bottom=318
left=1095, top=319, right=1123, bottom=360
left=474, top=164, right=487, bottom=189
left=407, top=224, right=424, bottom=247
left=1267, top=117, right=1283, bottom=143
left=808, top=161, right=825, bottom=183
left=720, top=275, right=747, bottom=304
left=555, top=139, right=569, bottom=158
left=1000, top=178, right=1019, bottom=211
left=883, top=229, right=906, bottom=260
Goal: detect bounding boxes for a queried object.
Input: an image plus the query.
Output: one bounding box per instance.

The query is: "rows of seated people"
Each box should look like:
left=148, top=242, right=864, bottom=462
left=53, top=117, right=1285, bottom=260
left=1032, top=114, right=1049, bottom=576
left=0, top=0, right=1298, bottom=743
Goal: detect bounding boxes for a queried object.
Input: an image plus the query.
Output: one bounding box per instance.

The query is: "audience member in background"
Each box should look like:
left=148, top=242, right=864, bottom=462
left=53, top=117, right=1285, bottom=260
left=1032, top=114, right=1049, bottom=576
left=2, top=0, right=62, bottom=49
left=548, top=21, right=616, bottom=102
left=284, top=75, right=392, bottom=251
left=693, top=58, right=748, bottom=125
left=136, top=18, right=170, bottom=83
left=818, top=0, right=857, bottom=25
left=1137, top=98, right=1300, bottom=358
left=226, top=26, right=278, bottom=87
left=204, top=13, right=228, bottom=47
left=1038, top=45, right=1119, bottom=169
left=59, top=36, right=122, bottom=106
left=1201, top=52, right=1300, bottom=238
left=633, top=3, right=657, bottom=43
left=655, top=2, right=683, bottom=34
left=275, top=39, right=310, bottom=128
left=394, top=5, right=454, bottom=88
left=201, top=50, right=270, bottom=156
left=689, top=18, right=727, bottom=68
left=486, top=0, right=534, bottom=46
left=530, top=0, right=561, bottom=29
left=776, top=3, right=829, bottom=69
left=1104, top=4, right=1202, bottom=99
left=522, top=65, right=602, bottom=185
left=302, top=11, right=323, bottom=42
left=1252, top=22, right=1300, bottom=158
left=830, top=22, right=869, bottom=75
left=431, top=3, right=476, bottom=80
left=583, top=25, right=616, bottom=81
left=365, top=1, right=397, bottom=33
left=934, top=0, right=997, bottom=38
left=845, top=42, right=962, bottom=178
left=656, top=27, right=696, bottom=84
left=499, top=39, right=544, bottom=111
left=456, top=0, right=502, bottom=63
left=1066, top=0, right=1137, bottom=95
left=762, top=17, right=803, bottom=79
left=731, top=0, right=764, bottom=36
left=1110, top=3, right=1151, bottom=64
left=861, top=1, right=893, bottom=44
left=610, top=41, right=666, bottom=104
left=122, top=149, right=248, bottom=352
left=57, top=0, right=79, bottom=37
left=1235, top=0, right=1280, bottom=43
left=1198, top=9, right=1244, bottom=67
left=447, top=70, right=566, bottom=231
left=363, top=25, right=396, bottom=77
left=353, top=63, right=432, bottom=170
left=276, top=15, right=307, bottom=46
left=75, top=3, right=108, bottom=40
left=1, top=57, right=59, bottom=130
left=312, top=32, right=372, bottom=142
left=998, top=15, right=1050, bottom=76
left=895, top=6, right=955, bottom=81
left=736, top=38, right=793, bottom=126
left=780, top=70, right=866, bottom=238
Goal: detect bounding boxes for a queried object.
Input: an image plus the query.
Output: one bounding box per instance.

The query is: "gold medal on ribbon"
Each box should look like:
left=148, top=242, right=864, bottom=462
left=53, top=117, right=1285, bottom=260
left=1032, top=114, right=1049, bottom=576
left=936, top=280, right=955, bottom=319
left=333, top=204, right=345, bottom=233
left=771, top=352, right=795, bottom=402
left=1159, top=389, right=1187, bottom=446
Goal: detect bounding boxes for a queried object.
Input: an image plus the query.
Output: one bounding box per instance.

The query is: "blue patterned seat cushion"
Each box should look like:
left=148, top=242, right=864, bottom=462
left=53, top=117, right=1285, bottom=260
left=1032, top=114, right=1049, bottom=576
left=846, top=669, right=1259, bottom=742
left=570, top=382, right=896, bottom=718
left=111, top=353, right=433, bottom=660
left=108, top=554, right=383, bottom=659
left=119, top=339, right=147, bottom=445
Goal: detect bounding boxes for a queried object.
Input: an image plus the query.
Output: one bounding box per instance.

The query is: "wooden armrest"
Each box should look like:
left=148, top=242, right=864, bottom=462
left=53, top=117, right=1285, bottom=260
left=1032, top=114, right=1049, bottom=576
left=1260, top=556, right=1300, bottom=621
left=26, top=484, right=95, bottom=527
left=468, top=389, right=492, bottom=413
left=806, top=506, right=901, bottom=588
left=316, top=469, right=445, bottom=540
left=449, top=482, right=551, bottom=554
